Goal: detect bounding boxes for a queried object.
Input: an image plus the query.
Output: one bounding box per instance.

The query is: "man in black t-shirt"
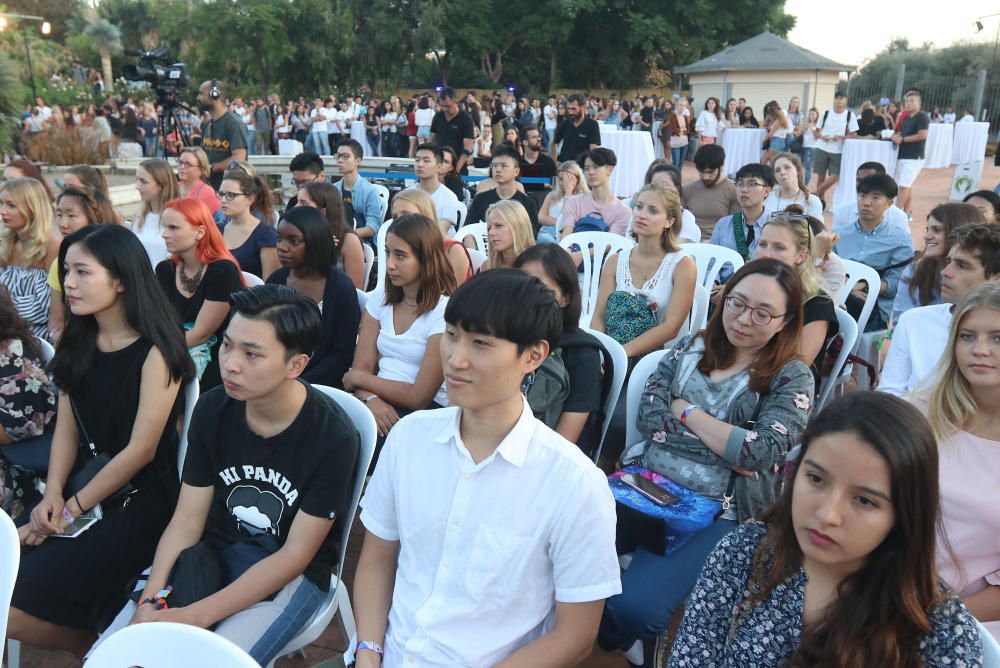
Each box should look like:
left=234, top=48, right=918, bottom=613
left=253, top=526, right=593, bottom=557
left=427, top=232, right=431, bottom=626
left=891, top=89, right=930, bottom=217
left=197, top=80, right=248, bottom=190
left=430, top=86, right=475, bottom=174
left=518, top=124, right=557, bottom=205
left=466, top=145, right=540, bottom=234
left=129, top=286, right=359, bottom=665
left=551, top=92, right=601, bottom=163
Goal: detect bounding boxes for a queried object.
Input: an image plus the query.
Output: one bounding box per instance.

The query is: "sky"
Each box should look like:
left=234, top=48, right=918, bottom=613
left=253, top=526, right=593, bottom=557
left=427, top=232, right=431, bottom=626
left=785, top=0, right=998, bottom=69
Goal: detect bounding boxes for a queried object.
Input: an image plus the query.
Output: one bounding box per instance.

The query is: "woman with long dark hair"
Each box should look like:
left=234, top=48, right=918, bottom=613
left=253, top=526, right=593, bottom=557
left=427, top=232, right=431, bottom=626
left=7, top=224, right=194, bottom=659
left=669, top=392, right=983, bottom=666
left=217, top=168, right=278, bottom=280
left=266, top=206, right=359, bottom=389
left=599, top=259, right=814, bottom=663
left=297, top=181, right=365, bottom=289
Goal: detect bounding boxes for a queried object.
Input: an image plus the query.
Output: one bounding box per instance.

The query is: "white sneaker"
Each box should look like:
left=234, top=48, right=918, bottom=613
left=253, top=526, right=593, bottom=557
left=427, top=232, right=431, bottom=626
left=625, top=639, right=645, bottom=666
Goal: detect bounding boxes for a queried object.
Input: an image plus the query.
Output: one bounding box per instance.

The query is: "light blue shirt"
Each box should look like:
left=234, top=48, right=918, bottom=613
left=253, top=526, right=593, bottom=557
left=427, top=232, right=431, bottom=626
left=833, top=216, right=914, bottom=329
left=710, top=210, right=767, bottom=282
left=335, top=174, right=382, bottom=240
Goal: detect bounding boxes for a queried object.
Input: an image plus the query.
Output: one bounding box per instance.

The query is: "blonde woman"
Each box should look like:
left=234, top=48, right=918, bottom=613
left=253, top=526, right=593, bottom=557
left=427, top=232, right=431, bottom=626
left=132, top=158, right=178, bottom=265
left=0, top=178, right=60, bottom=339
left=176, top=146, right=220, bottom=216
left=761, top=100, right=791, bottom=165
left=391, top=188, right=472, bottom=286
left=754, top=211, right=838, bottom=388
left=481, top=199, right=534, bottom=271
left=538, top=160, right=588, bottom=243
left=915, top=281, right=1000, bottom=641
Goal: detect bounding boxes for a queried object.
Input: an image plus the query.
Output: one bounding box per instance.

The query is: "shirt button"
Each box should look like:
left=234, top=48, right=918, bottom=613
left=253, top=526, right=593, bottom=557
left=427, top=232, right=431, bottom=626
left=464, top=474, right=471, bottom=480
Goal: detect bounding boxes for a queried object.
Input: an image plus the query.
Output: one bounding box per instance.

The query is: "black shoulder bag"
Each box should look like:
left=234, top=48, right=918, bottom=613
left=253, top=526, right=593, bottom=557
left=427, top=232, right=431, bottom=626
left=64, top=397, right=137, bottom=511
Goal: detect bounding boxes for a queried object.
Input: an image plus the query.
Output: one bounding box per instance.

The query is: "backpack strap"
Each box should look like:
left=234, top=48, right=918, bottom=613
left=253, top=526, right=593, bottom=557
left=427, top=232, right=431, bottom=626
left=732, top=212, right=750, bottom=260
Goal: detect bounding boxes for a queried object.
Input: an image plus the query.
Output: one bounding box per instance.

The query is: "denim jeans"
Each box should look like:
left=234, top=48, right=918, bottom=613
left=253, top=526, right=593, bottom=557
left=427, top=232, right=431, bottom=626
left=801, top=147, right=815, bottom=188
left=597, top=518, right=737, bottom=650
left=308, top=130, right=330, bottom=156
left=671, top=145, right=688, bottom=166
left=246, top=129, right=256, bottom=156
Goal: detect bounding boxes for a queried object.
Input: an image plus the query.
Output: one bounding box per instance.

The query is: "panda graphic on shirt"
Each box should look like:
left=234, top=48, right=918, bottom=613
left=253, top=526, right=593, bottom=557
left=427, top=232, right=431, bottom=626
left=226, top=484, right=285, bottom=537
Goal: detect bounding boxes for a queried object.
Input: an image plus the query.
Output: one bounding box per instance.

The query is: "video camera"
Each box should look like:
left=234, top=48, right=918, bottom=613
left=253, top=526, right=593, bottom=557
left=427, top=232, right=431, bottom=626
left=122, top=46, right=189, bottom=105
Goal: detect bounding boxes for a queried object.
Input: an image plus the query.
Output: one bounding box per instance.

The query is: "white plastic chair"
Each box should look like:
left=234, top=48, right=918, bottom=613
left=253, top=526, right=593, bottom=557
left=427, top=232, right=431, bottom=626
left=815, top=307, right=859, bottom=411
left=268, top=385, right=377, bottom=667
left=455, top=200, right=468, bottom=231
left=372, top=183, right=390, bottom=223
left=176, top=379, right=200, bottom=478
left=87, top=622, right=259, bottom=667
left=980, top=619, right=1000, bottom=667
left=374, top=218, right=394, bottom=293
left=467, top=247, right=487, bottom=274
left=459, top=222, right=489, bottom=252
left=357, top=288, right=369, bottom=311
left=241, top=271, right=265, bottom=288
left=681, top=242, right=744, bottom=289
left=624, top=349, right=671, bottom=450
left=361, top=243, right=375, bottom=289
left=582, top=328, right=628, bottom=464
left=835, top=259, right=882, bottom=341
left=559, top=232, right=635, bottom=329
left=688, top=284, right=709, bottom=336
left=35, top=338, right=55, bottom=364
left=0, top=510, right=19, bottom=644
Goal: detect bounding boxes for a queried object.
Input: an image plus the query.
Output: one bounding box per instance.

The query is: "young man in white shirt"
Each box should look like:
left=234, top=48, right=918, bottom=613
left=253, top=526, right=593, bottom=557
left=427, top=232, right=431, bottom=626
left=543, top=96, right=558, bottom=150
left=352, top=269, right=621, bottom=668
left=813, top=92, right=859, bottom=203
left=879, top=224, right=1000, bottom=396
left=414, top=143, right=460, bottom=234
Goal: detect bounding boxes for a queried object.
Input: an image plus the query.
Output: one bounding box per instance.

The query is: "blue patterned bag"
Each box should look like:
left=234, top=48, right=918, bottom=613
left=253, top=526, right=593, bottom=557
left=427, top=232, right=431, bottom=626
left=604, top=291, right=657, bottom=347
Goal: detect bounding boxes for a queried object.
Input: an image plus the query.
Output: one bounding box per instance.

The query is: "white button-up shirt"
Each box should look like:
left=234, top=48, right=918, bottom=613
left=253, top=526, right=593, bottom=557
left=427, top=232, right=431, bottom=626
left=359, top=397, right=621, bottom=667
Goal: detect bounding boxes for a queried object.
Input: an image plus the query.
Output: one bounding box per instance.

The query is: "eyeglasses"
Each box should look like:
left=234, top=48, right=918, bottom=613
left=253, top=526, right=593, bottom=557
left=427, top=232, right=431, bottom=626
left=724, top=295, right=785, bottom=326
left=177, top=160, right=199, bottom=168
left=767, top=211, right=815, bottom=240
left=735, top=180, right=766, bottom=190
left=218, top=190, right=246, bottom=201
left=226, top=160, right=252, bottom=176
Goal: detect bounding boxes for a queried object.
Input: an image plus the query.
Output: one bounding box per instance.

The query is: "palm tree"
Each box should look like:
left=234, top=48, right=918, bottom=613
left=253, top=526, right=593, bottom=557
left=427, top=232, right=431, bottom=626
left=84, top=19, right=122, bottom=93
left=0, top=51, right=23, bottom=157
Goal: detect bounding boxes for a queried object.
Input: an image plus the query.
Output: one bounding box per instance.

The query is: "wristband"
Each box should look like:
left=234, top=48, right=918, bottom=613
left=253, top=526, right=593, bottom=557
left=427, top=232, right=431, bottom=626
left=364, top=393, right=379, bottom=403
left=61, top=505, right=76, bottom=524
left=680, top=404, right=698, bottom=425
left=356, top=640, right=384, bottom=656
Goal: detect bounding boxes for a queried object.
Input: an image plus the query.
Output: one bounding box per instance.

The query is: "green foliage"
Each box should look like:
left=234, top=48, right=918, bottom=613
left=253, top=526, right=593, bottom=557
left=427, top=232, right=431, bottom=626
left=0, top=49, right=23, bottom=156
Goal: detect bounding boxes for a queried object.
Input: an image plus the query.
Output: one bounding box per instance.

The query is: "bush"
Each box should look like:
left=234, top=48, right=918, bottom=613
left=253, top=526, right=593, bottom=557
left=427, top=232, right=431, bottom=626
left=24, top=127, right=106, bottom=166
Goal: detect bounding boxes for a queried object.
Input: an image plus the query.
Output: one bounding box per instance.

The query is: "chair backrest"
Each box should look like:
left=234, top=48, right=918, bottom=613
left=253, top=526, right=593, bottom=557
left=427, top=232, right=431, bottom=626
left=241, top=271, right=265, bottom=288
left=582, top=328, right=629, bottom=463
left=357, top=289, right=369, bottom=311
left=0, top=510, right=19, bottom=642
left=372, top=183, right=390, bottom=223
left=176, top=380, right=200, bottom=478
left=815, top=307, right=859, bottom=411
left=466, top=247, right=487, bottom=274
left=361, top=243, right=375, bottom=290
left=374, top=218, right=394, bottom=293
left=455, top=200, right=468, bottom=230
left=35, top=337, right=55, bottom=364
left=980, top=620, right=1000, bottom=667
left=835, top=259, right=882, bottom=339
left=87, top=622, right=259, bottom=667
left=559, top=231, right=635, bottom=329
left=688, top=284, right=709, bottom=337
left=681, top=242, right=745, bottom=289
left=625, top=349, right=671, bottom=449
left=309, top=386, right=378, bottom=590
left=458, top=222, right=489, bottom=252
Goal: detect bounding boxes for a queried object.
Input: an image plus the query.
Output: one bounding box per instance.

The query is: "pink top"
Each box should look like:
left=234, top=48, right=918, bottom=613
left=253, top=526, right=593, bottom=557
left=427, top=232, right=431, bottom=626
left=186, top=180, right=221, bottom=216
left=917, top=401, right=1000, bottom=641
left=559, top=192, right=632, bottom=237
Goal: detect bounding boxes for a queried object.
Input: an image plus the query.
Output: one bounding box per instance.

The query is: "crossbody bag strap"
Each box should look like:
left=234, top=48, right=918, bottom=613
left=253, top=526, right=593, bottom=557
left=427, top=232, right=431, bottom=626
left=68, top=396, right=98, bottom=459
left=731, top=212, right=749, bottom=259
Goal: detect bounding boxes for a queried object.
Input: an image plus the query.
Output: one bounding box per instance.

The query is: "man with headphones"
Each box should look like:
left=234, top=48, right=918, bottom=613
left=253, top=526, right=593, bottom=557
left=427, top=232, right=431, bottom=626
left=197, top=79, right=248, bottom=190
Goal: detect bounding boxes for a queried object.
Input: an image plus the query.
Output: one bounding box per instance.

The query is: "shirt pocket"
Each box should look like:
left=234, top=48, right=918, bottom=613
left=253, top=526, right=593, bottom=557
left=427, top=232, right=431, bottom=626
left=464, top=525, right=545, bottom=611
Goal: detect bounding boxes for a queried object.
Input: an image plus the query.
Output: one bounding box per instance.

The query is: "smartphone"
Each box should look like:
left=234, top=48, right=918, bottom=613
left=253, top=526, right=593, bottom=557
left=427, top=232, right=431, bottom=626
left=621, top=473, right=679, bottom=507
left=53, top=504, right=103, bottom=539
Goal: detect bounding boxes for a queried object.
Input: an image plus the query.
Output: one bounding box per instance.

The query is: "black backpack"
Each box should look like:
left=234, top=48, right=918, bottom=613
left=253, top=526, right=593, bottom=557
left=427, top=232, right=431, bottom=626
left=560, top=329, right=616, bottom=458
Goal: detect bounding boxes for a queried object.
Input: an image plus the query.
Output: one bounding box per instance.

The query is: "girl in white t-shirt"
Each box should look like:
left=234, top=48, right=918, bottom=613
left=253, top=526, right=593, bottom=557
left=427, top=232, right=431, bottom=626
left=344, top=213, right=456, bottom=436
left=132, top=158, right=178, bottom=266
left=801, top=107, right=820, bottom=186
left=695, top=97, right=723, bottom=144
left=762, top=152, right=824, bottom=220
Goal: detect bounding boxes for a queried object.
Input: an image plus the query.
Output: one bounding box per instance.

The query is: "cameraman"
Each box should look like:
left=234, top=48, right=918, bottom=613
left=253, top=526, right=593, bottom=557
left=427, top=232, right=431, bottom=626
left=197, top=79, right=248, bottom=190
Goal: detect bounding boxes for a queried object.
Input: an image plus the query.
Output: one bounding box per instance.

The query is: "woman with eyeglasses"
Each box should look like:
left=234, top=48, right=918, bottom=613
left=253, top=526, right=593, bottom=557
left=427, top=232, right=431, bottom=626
left=754, top=212, right=838, bottom=389
left=217, top=169, right=278, bottom=280
left=598, top=259, right=813, bottom=664
left=176, top=147, right=220, bottom=216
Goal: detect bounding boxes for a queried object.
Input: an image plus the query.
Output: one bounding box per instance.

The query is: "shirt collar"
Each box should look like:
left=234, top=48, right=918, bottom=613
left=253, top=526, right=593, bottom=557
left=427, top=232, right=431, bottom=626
left=433, top=395, right=536, bottom=468
left=854, top=216, right=888, bottom=234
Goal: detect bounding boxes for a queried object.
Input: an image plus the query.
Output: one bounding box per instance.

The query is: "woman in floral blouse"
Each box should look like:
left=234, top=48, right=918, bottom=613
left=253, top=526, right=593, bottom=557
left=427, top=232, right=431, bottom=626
left=669, top=392, right=984, bottom=667
left=599, top=259, right=814, bottom=662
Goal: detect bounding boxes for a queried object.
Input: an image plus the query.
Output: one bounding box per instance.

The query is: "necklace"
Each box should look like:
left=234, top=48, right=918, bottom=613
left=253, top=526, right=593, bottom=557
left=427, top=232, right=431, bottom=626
left=179, top=263, right=205, bottom=293
left=403, top=300, right=418, bottom=307
left=777, top=188, right=802, bottom=209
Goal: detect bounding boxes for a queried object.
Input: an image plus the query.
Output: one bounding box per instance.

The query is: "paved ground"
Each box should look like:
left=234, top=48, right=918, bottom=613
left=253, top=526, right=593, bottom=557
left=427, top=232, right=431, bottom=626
left=15, top=159, right=1000, bottom=668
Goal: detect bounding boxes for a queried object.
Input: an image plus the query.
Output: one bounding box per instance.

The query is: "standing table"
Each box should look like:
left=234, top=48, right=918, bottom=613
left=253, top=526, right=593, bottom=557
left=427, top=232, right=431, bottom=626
left=833, top=139, right=898, bottom=208
left=599, top=128, right=656, bottom=198
left=721, top=128, right=767, bottom=179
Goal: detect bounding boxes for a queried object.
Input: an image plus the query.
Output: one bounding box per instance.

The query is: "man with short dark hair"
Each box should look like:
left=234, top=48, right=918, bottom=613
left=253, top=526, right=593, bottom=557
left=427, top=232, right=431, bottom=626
left=335, top=138, right=383, bottom=241
left=813, top=92, right=859, bottom=202
left=891, top=89, right=930, bottom=217
left=518, top=124, right=557, bottom=205
left=283, top=151, right=325, bottom=210
left=833, top=173, right=914, bottom=331
left=466, top=145, right=540, bottom=234
left=352, top=270, right=620, bottom=668
left=560, top=147, right=631, bottom=237
left=683, top=144, right=740, bottom=241
left=830, top=161, right=909, bottom=232
left=880, top=223, right=1000, bottom=396
left=430, top=87, right=475, bottom=174
left=710, top=163, right=774, bottom=271
left=414, top=143, right=460, bottom=234
left=543, top=95, right=558, bottom=149
left=197, top=80, right=248, bottom=189
left=552, top=93, right=601, bottom=163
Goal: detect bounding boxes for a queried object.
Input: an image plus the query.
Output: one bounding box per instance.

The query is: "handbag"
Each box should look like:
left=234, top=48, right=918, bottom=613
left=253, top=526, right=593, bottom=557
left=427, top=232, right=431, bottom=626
left=64, top=396, right=137, bottom=511
left=604, top=291, right=658, bottom=347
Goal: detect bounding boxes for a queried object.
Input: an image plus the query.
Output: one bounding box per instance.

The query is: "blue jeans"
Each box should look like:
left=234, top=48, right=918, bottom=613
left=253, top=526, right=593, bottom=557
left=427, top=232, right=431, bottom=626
left=246, top=129, right=256, bottom=155
left=801, top=147, right=815, bottom=188
left=598, top=518, right=737, bottom=650
left=239, top=575, right=324, bottom=665
left=308, top=131, right=330, bottom=156
left=536, top=225, right=557, bottom=244
left=671, top=145, right=687, bottom=166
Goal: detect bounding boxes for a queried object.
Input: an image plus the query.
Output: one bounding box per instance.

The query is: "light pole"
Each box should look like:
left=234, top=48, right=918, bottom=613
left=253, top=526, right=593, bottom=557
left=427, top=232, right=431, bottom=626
left=0, top=13, right=51, bottom=102
left=976, top=13, right=1000, bottom=80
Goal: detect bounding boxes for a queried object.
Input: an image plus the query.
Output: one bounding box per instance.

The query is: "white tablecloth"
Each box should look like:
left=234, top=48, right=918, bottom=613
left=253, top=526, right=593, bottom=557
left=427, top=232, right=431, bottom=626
left=834, top=139, right=898, bottom=208
left=277, top=139, right=304, bottom=156
left=652, top=121, right=665, bottom=160
left=350, top=122, right=376, bottom=158
left=600, top=128, right=656, bottom=198
left=721, top=129, right=766, bottom=179
left=952, top=122, right=990, bottom=165
left=923, top=123, right=953, bottom=169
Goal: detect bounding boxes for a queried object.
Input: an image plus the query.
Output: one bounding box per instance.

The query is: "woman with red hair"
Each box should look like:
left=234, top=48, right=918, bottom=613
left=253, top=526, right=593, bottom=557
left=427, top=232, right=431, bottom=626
left=156, top=198, right=245, bottom=389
